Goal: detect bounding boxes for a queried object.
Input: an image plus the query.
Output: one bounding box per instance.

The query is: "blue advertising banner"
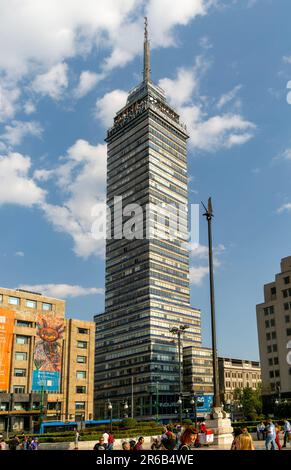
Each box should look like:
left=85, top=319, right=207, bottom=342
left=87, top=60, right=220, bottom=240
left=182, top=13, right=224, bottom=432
left=197, top=394, right=213, bottom=413
left=32, top=370, right=60, bottom=392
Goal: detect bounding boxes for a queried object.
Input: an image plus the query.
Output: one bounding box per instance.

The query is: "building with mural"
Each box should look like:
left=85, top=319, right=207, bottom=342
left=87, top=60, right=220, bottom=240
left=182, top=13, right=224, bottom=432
left=0, top=287, right=95, bottom=433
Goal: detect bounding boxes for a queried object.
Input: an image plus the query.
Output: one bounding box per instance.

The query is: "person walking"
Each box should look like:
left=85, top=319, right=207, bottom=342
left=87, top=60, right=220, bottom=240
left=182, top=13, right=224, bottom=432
left=282, top=418, right=291, bottom=448
left=133, top=437, right=144, bottom=451
left=122, top=441, right=131, bottom=450
left=8, top=435, right=19, bottom=451
left=230, top=428, right=242, bottom=450
left=256, top=422, right=265, bottom=440
left=179, top=427, right=198, bottom=451
left=74, top=429, right=80, bottom=450
left=30, top=437, right=38, bottom=450
left=0, top=438, right=6, bottom=450
left=102, top=430, right=109, bottom=446
left=265, top=419, right=276, bottom=450
left=93, top=437, right=107, bottom=450
left=237, top=427, right=255, bottom=450
left=275, top=423, right=282, bottom=450
left=21, top=435, right=30, bottom=450
left=151, top=438, right=162, bottom=450
left=107, top=432, right=115, bottom=450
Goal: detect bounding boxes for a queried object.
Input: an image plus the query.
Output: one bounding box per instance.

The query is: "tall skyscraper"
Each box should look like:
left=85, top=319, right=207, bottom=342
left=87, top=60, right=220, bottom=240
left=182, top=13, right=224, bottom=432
left=256, top=256, right=291, bottom=403
left=94, top=20, right=202, bottom=420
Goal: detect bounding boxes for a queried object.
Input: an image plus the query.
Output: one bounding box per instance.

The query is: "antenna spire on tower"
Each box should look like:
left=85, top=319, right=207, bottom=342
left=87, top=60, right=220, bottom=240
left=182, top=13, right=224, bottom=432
left=143, top=16, right=151, bottom=82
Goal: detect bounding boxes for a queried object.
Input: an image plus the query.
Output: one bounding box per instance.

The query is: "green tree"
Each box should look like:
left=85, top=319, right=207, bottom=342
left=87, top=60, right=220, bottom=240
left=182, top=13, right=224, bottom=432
left=233, top=386, right=262, bottom=420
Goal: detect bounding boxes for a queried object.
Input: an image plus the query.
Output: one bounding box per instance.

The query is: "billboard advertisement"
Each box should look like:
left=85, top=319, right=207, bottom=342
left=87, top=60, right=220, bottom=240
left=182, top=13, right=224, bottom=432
left=0, top=308, right=15, bottom=391
left=197, top=394, right=214, bottom=413
left=32, top=314, right=64, bottom=392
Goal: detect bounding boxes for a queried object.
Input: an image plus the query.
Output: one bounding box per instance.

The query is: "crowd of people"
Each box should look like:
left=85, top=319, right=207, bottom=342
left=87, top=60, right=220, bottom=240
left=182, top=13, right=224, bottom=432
left=0, top=434, right=39, bottom=450
left=231, top=418, right=291, bottom=451
left=91, top=418, right=291, bottom=451
left=0, top=418, right=290, bottom=451
left=93, top=422, right=208, bottom=451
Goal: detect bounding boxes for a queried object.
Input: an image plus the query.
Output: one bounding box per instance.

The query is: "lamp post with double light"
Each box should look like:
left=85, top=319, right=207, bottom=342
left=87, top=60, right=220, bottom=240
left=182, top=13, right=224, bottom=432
left=170, top=324, right=189, bottom=423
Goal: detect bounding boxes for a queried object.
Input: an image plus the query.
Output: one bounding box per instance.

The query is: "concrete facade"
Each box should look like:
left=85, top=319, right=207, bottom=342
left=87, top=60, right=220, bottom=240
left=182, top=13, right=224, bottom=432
left=0, top=287, right=95, bottom=432
left=256, top=256, right=291, bottom=399
left=218, top=357, right=261, bottom=403
left=183, top=346, right=213, bottom=395
left=94, top=26, right=202, bottom=420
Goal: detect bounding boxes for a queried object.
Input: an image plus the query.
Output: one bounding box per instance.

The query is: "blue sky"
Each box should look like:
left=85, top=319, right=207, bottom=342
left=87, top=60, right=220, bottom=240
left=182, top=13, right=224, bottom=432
left=0, top=0, right=291, bottom=361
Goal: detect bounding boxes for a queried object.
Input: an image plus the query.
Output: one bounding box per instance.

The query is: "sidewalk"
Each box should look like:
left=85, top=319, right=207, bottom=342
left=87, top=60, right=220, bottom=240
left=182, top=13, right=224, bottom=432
left=39, top=434, right=291, bottom=451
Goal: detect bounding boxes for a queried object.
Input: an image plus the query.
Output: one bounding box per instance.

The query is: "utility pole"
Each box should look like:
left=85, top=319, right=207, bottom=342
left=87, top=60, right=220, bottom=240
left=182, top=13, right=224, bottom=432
left=202, top=197, right=221, bottom=409
left=156, top=381, right=159, bottom=422
left=6, top=393, right=11, bottom=439
left=170, top=325, right=189, bottom=422
left=131, top=376, right=134, bottom=419
left=39, top=385, right=45, bottom=434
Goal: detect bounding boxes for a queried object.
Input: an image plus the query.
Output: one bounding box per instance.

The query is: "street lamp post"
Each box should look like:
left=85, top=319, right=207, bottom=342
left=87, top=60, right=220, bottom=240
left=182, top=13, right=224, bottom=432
left=39, top=385, right=45, bottom=434
left=190, top=395, right=198, bottom=428
left=177, top=397, right=182, bottom=423
left=202, top=198, right=221, bottom=409
left=155, top=381, right=159, bottom=423
left=56, top=399, right=60, bottom=421
left=123, top=401, right=128, bottom=418
left=170, top=325, right=189, bottom=423
left=6, top=394, right=11, bottom=439
left=108, top=402, right=113, bottom=433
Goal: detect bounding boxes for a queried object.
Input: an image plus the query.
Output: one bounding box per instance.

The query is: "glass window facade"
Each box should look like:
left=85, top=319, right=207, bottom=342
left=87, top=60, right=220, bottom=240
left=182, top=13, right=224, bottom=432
left=94, top=77, right=202, bottom=419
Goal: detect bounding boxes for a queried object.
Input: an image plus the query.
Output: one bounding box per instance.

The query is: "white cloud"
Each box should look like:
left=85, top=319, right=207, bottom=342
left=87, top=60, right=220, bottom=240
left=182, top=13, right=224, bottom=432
left=277, top=203, right=291, bottom=214
left=159, top=67, right=198, bottom=108
left=23, top=101, right=36, bottom=115
left=0, top=83, right=20, bottom=122
left=188, top=243, right=209, bottom=258
left=190, top=265, right=209, bottom=285
left=1, top=120, right=43, bottom=146
left=198, top=36, right=213, bottom=50
left=15, top=251, right=24, bottom=257
left=74, top=70, right=102, bottom=99
left=0, top=0, right=139, bottom=77
left=275, top=148, right=291, bottom=162
left=18, top=283, right=104, bottom=299
left=95, top=89, right=128, bottom=128
left=159, top=64, right=255, bottom=152
left=283, top=55, right=291, bottom=64
left=216, top=84, right=242, bottom=109
left=32, top=63, right=68, bottom=100
left=0, top=152, right=45, bottom=206
left=0, top=0, right=218, bottom=124
left=189, top=243, right=225, bottom=286
left=39, top=139, right=107, bottom=258
left=146, top=0, right=212, bottom=47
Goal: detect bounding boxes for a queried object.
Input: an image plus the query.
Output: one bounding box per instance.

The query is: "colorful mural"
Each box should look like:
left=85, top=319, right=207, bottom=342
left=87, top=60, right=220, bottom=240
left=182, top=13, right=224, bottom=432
left=0, top=308, right=15, bottom=391
left=32, top=314, right=64, bottom=391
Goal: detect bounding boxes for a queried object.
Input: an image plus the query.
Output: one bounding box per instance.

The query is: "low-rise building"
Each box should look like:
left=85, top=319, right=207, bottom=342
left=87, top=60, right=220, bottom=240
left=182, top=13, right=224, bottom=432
left=0, top=287, right=95, bottom=432
left=183, top=347, right=261, bottom=414
left=218, top=357, right=261, bottom=403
